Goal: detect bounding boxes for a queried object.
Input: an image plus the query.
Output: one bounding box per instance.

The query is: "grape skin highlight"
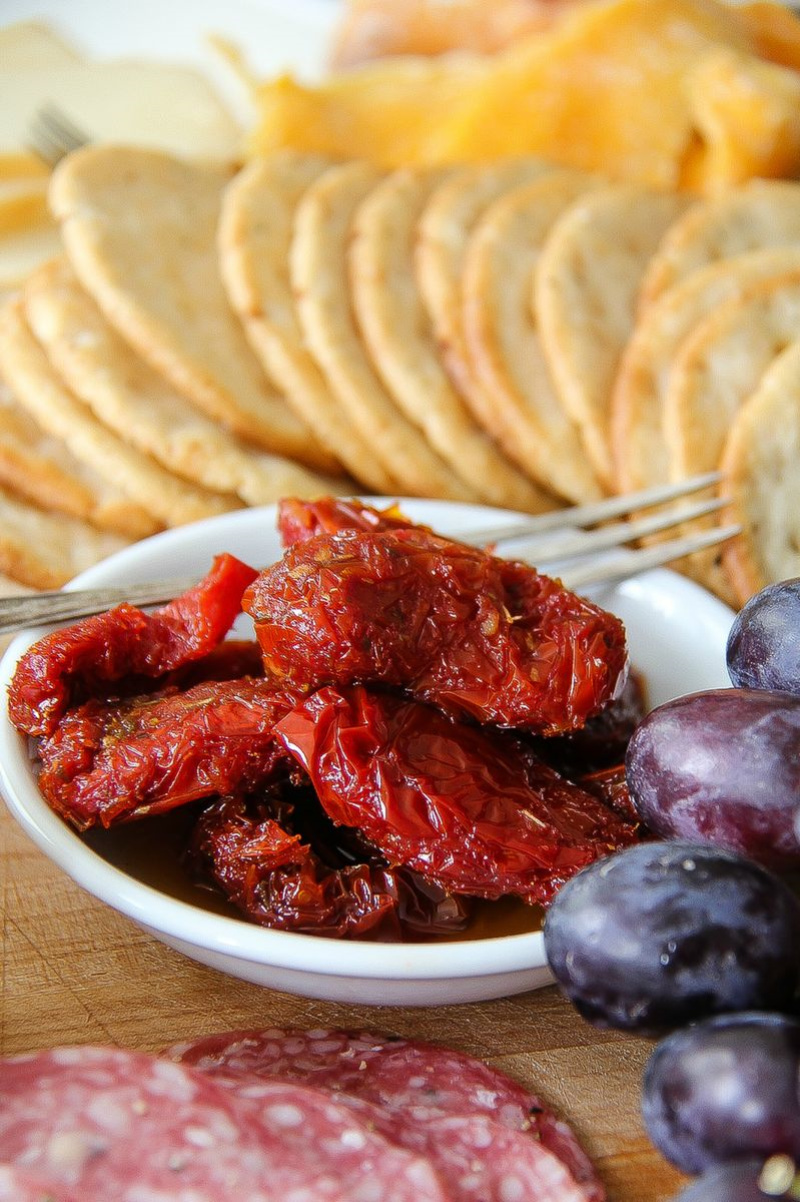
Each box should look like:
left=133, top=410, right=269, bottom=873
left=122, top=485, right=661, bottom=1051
left=625, top=689, right=800, bottom=868
left=642, top=1013, right=800, bottom=1176
left=543, top=842, right=800, bottom=1033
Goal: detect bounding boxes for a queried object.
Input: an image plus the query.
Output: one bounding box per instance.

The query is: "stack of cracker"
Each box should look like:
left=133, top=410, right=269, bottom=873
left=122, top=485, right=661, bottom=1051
left=3, top=141, right=799, bottom=606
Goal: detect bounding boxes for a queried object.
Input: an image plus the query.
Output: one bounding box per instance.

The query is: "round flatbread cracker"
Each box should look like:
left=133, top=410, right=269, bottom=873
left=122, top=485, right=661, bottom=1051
left=610, top=247, right=800, bottom=494
left=219, top=152, right=393, bottom=494
left=665, top=270, right=800, bottom=482
left=415, top=157, right=553, bottom=424
left=0, top=292, right=238, bottom=529
left=350, top=166, right=556, bottom=513
left=25, top=257, right=348, bottom=507
left=0, top=483, right=129, bottom=590
left=721, top=341, right=800, bottom=604
left=291, top=159, right=476, bottom=502
left=0, top=379, right=158, bottom=538
left=462, top=171, right=603, bottom=503
left=535, top=185, right=690, bottom=491
left=49, top=145, right=338, bottom=472
left=663, top=270, right=800, bottom=604
left=638, top=180, right=800, bottom=310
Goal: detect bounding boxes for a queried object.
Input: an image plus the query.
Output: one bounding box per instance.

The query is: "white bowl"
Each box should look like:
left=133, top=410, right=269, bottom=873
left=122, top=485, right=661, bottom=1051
left=0, top=500, right=735, bottom=1006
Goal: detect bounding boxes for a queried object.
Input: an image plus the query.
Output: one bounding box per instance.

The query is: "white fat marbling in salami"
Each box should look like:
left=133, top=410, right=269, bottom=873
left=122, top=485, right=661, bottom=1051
left=208, top=1065, right=594, bottom=1202
left=0, top=1164, right=78, bottom=1201
left=166, top=1027, right=604, bottom=1201
left=0, top=1046, right=448, bottom=1202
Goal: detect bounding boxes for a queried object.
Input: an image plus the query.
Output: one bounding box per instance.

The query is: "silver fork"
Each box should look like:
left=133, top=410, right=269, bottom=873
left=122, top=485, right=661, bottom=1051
left=0, top=474, right=739, bottom=634
left=27, top=104, right=91, bottom=167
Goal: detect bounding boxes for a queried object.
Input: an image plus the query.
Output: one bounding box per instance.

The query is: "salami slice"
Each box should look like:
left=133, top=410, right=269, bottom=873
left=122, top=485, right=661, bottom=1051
left=0, top=1046, right=447, bottom=1202
left=166, top=1027, right=605, bottom=1200
left=0, top=1164, right=78, bottom=1201
left=204, top=1064, right=593, bottom=1202
left=214, top=1077, right=451, bottom=1200
left=421, top=1115, right=594, bottom=1202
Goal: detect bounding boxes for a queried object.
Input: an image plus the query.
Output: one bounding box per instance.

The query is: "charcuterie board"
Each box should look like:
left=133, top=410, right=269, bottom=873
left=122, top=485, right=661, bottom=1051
left=0, top=800, right=686, bottom=1201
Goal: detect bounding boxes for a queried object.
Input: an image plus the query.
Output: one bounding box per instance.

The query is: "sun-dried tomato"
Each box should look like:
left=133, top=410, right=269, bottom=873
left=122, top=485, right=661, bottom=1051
left=8, top=554, right=258, bottom=737
left=576, top=763, right=640, bottom=824
left=277, top=496, right=416, bottom=547
left=529, top=671, right=646, bottom=776
left=275, top=685, right=640, bottom=907
left=246, top=528, right=627, bottom=735
left=189, top=792, right=470, bottom=939
left=38, top=678, right=297, bottom=830
left=164, top=640, right=265, bottom=688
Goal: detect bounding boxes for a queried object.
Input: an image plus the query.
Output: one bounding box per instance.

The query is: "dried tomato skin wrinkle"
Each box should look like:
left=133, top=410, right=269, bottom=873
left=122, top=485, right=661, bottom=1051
left=191, top=792, right=470, bottom=939
left=277, top=496, right=415, bottom=547
left=8, top=554, right=258, bottom=738
left=246, top=528, right=628, bottom=734
left=275, top=685, right=640, bottom=906
left=190, top=796, right=401, bottom=938
left=38, top=678, right=297, bottom=830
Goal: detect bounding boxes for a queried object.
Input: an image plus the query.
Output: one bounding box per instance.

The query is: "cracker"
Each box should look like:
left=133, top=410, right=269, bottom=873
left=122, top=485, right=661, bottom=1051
left=349, top=166, right=557, bottom=513
left=639, top=180, right=800, bottom=309
left=0, top=293, right=239, bottom=529
left=610, top=247, right=800, bottom=493
left=0, top=483, right=130, bottom=591
left=0, top=379, right=159, bottom=538
left=218, top=152, right=393, bottom=494
left=0, top=21, right=81, bottom=72
left=49, top=146, right=339, bottom=473
left=721, top=342, right=800, bottom=605
left=663, top=270, right=800, bottom=603
left=415, top=158, right=552, bottom=424
left=0, top=22, right=241, bottom=160
left=665, top=270, right=800, bottom=483
left=25, top=258, right=349, bottom=507
left=535, top=185, right=690, bottom=491
left=462, top=171, right=603, bottom=503
left=291, top=159, right=476, bottom=502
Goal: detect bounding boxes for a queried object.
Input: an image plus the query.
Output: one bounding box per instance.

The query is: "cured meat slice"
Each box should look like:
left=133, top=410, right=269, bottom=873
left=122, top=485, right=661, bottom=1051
left=275, top=685, right=640, bottom=906
left=419, top=1115, right=595, bottom=1202
left=203, top=1077, right=451, bottom=1200
left=37, top=679, right=296, bottom=830
left=0, top=1046, right=277, bottom=1201
left=185, top=1063, right=592, bottom=1202
left=245, top=526, right=628, bottom=734
left=0, top=1045, right=447, bottom=1202
left=166, top=1027, right=605, bottom=1200
left=0, top=1165, right=78, bottom=1201
left=9, top=552, right=258, bottom=737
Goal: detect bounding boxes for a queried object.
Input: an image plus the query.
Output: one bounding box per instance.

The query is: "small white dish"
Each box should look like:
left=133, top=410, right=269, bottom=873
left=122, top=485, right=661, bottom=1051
left=0, top=500, right=734, bottom=1006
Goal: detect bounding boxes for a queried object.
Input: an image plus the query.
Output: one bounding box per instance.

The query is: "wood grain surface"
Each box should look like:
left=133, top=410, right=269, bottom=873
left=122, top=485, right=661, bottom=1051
left=0, top=799, right=687, bottom=1201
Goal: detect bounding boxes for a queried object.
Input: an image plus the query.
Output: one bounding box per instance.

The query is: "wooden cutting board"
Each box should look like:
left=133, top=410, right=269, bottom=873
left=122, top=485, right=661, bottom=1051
left=0, top=801, right=686, bottom=1201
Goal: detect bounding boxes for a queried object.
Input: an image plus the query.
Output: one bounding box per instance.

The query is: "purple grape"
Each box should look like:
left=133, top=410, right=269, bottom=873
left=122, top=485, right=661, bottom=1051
left=542, top=842, right=800, bottom=1032
left=643, top=1013, right=800, bottom=1176
left=625, top=689, right=800, bottom=868
left=674, top=1159, right=799, bottom=1202
left=727, top=579, right=800, bottom=695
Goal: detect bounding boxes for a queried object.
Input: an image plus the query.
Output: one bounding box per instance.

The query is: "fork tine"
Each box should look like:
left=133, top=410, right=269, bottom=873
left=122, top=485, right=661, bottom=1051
left=519, top=495, right=727, bottom=563
left=461, top=471, right=723, bottom=546
left=39, top=104, right=89, bottom=148
left=27, top=104, right=90, bottom=167
left=558, top=524, right=741, bottom=591
left=0, top=578, right=199, bottom=635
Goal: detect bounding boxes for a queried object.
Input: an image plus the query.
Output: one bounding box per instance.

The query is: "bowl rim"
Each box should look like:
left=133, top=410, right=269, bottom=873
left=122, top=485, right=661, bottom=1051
left=0, top=498, right=735, bottom=984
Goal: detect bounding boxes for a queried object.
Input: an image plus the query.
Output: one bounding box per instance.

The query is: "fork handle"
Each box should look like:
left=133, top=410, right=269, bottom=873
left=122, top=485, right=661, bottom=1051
left=0, top=578, right=198, bottom=635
